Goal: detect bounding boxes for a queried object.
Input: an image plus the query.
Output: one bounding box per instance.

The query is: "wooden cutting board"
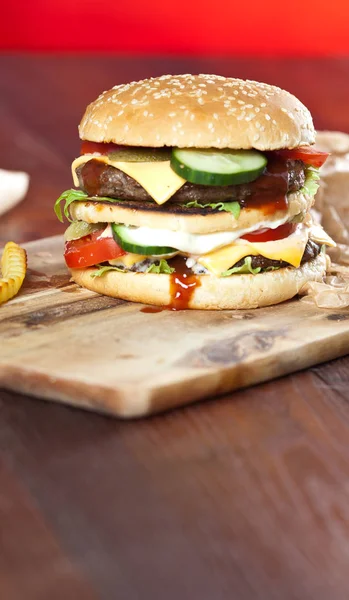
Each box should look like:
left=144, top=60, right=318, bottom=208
left=1, top=235, right=348, bottom=418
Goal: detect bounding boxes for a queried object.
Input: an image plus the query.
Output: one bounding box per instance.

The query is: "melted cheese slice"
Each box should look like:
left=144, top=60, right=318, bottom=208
left=109, top=253, right=147, bottom=268
left=198, top=224, right=336, bottom=276
left=71, top=155, right=186, bottom=205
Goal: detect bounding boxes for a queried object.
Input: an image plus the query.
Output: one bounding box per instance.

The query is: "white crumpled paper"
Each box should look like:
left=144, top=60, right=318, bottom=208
left=300, top=131, right=349, bottom=308
left=0, top=168, right=29, bottom=217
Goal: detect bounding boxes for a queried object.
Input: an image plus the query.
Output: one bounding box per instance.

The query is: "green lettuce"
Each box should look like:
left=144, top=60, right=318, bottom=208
left=221, top=256, right=280, bottom=277
left=146, top=259, right=175, bottom=274
left=221, top=256, right=261, bottom=276
left=90, top=265, right=124, bottom=278
left=54, top=189, right=88, bottom=222
left=185, top=200, right=241, bottom=220
left=54, top=189, right=121, bottom=222
left=301, top=167, right=320, bottom=197
left=90, top=258, right=175, bottom=277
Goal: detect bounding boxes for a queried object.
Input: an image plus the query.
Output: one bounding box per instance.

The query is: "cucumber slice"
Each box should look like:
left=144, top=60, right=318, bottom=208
left=171, top=148, right=267, bottom=186
left=108, top=148, right=171, bottom=162
left=112, top=224, right=176, bottom=255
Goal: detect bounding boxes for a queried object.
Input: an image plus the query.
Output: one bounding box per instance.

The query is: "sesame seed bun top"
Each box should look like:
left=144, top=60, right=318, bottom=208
left=78, top=74, right=315, bottom=151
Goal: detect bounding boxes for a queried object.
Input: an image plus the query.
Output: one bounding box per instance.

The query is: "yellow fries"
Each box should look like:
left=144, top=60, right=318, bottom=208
left=0, top=241, right=27, bottom=304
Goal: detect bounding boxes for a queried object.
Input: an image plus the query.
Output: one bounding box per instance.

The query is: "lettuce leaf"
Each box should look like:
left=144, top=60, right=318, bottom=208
left=90, top=265, right=124, bottom=278
left=221, top=256, right=261, bottom=276
left=221, top=256, right=281, bottom=276
left=185, top=200, right=241, bottom=219
left=301, top=167, right=320, bottom=197
left=54, top=189, right=122, bottom=222
left=90, top=258, right=175, bottom=277
left=54, top=189, right=88, bottom=222
left=146, top=259, right=175, bottom=274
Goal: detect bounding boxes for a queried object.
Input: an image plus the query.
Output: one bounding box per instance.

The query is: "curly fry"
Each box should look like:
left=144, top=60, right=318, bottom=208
left=0, top=241, right=27, bottom=304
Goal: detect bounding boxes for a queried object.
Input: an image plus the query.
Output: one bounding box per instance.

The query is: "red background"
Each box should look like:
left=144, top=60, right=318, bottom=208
left=1, top=0, right=349, bottom=55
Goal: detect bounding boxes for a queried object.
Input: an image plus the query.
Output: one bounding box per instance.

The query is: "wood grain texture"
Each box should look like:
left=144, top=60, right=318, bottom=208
left=1, top=235, right=348, bottom=418
left=1, top=55, right=349, bottom=599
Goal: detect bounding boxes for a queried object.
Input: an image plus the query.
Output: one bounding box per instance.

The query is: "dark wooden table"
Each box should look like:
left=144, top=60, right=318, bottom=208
left=1, top=55, right=349, bottom=600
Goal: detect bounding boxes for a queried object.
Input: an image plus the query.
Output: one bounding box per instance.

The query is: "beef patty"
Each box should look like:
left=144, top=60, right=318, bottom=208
left=76, top=158, right=305, bottom=205
left=116, top=240, right=321, bottom=273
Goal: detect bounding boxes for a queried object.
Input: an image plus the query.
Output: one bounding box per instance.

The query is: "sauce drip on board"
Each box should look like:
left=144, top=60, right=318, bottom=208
left=140, top=257, right=200, bottom=312
left=242, top=156, right=289, bottom=215
left=168, top=275, right=197, bottom=310
left=140, top=306, right=163, bottom=313
left=165, top=257, right=200, bottom=311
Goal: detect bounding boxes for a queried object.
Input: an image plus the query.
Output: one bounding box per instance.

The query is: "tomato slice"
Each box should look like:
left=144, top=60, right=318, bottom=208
left=275, top=146, right=329, bottom=168
left=80, top=141, right=121, bottom=155
left=64, top=230, right=126, bottom=268
left=241, top=222, right=296, bottom=243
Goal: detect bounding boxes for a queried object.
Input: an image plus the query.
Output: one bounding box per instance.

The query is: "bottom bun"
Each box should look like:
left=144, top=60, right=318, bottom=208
left=70, top=253, right=326, bottom=310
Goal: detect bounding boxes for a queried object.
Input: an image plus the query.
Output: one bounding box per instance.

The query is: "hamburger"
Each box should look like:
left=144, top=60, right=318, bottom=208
left=55, top=74, right=335, bottom=310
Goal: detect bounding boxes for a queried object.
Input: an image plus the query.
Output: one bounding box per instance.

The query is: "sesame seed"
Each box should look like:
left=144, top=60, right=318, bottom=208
left=265, top=114, right=271, bottom=121
left=253, top=134, right=260, bottom=141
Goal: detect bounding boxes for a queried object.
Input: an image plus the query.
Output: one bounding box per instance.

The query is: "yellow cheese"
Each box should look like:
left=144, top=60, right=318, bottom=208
left=71, top=155, right=186, bottom=205
left=109, top=253, right=146, bottom=268
left=198, top=226, right=309, bottom=275
left=198, top=244, right=259, bottom=276
left=244, top=227, right=309, bottom=268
